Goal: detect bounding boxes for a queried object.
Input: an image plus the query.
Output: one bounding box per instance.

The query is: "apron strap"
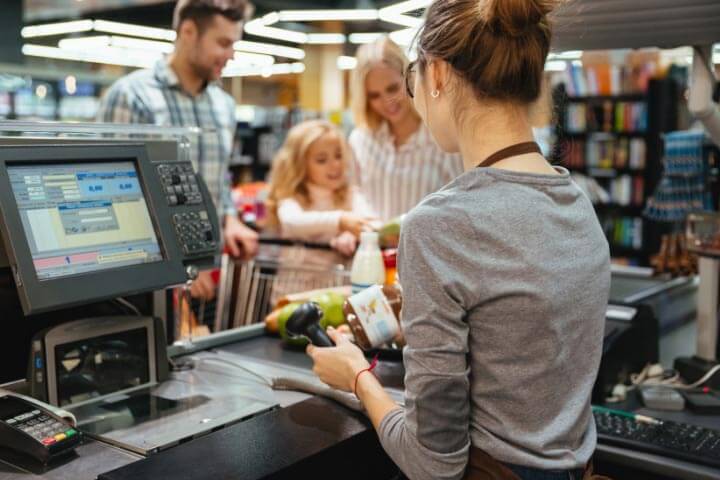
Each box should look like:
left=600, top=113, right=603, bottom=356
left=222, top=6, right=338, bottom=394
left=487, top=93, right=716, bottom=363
left=477, top=141, right=542, bottom=169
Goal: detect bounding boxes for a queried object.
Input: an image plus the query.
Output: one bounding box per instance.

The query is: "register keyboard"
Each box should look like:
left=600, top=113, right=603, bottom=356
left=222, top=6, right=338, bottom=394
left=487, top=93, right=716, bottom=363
left=594, top=408, right=720, bottom=469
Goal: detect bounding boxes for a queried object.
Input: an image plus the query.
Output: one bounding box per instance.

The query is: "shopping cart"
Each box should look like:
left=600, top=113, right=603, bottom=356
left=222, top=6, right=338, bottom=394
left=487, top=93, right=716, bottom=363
left=214, top=239, right=352, bottom=332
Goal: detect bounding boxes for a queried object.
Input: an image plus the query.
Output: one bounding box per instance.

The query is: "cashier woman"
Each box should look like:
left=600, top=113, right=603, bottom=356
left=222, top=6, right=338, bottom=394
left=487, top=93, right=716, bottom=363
left=98, top=0, right=258, bottom=300
left=308, top=1, right=611, bottom=480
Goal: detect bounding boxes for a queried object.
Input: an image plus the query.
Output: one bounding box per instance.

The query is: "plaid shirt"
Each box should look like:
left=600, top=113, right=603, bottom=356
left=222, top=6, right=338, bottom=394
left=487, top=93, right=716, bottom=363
left=97, top=60, right=237, bottom=216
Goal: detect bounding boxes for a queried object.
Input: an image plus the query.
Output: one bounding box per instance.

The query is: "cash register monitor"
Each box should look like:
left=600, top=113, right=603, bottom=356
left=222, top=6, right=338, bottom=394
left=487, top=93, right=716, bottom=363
left=0, top=144, right=186, bottom=314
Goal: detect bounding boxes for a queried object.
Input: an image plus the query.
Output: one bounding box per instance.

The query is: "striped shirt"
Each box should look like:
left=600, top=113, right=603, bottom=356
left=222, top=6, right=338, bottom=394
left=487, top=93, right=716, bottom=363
left=349, top=122, right=464, bottom=222
left=97, top=60, right=237, bottom=216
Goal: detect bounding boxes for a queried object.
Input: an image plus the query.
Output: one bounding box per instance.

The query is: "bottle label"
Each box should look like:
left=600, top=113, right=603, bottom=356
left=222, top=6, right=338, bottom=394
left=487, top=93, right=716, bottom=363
left=351, top=282, right=373, bottom=294
left=347, top=285, right=399, bottom=348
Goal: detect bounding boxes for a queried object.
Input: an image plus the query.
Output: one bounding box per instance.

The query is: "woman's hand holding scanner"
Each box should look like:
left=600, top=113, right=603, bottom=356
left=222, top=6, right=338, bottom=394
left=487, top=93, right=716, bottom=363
left=306, top=328, right=370, bottom=393
left=286, top=302, right=335, bottom=347
left=339, top=213, right=375, bottom=238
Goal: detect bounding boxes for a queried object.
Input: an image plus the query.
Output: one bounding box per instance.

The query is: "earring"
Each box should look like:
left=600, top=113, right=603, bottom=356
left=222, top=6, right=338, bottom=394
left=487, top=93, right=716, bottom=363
left=431, top=90, right=440, bottom=98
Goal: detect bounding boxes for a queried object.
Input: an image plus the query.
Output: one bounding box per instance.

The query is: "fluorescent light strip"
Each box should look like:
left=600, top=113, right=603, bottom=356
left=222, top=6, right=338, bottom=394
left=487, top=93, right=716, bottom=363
left=379, top=0, right=431, bottom=28
left=548, top=50, right=583, bottom=61
left=222, top=62, right=305, bottom=78
left=21, top=20, right=94, bottom=38
left=60, top=35, right=175, bottom=54
left=277, top=9, right=379, bottom=22
left=389, top=27, right=419, bottom=47
left=544, top=60, right=568, bottom=72
left=245, top=16, right=308, bottom=44
left=235, top=40, right=305, bottom=60
left=337, top=56, right=358, bottom=70
left=307, top=33, right=346, bottom=45
left=93, top=20, right=176, bottom=41
left=23, top=44, right=157, bottom=69
left=349, top=33, right=386, bottom=44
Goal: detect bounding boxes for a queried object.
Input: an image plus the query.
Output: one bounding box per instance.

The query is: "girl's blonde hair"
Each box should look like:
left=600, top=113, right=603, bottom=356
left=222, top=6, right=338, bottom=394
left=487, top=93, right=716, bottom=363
left=350, top=37, right=420, bottom=132
left=267, top=120, right=351, bottom=226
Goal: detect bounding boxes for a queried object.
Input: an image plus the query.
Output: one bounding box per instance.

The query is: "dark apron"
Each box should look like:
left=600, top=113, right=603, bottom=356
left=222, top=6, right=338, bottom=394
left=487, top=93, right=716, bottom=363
left=463, top=447, right=612, bottom=480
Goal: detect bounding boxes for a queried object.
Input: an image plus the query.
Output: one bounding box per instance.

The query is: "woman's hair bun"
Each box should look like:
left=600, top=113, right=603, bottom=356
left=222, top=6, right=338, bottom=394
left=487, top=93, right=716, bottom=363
left=483, top=0, right=557, bottom=37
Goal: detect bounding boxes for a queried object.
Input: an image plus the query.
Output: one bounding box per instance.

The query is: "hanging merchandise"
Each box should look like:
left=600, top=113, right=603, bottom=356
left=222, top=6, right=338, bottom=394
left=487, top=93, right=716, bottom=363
left=644, top=131, right=711, bottom=275
left=644, top=131, right=713, bottom=223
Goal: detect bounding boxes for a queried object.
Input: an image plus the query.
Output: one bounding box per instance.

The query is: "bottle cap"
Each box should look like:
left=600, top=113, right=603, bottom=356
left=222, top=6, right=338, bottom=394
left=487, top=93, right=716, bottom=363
left=360, top=231, right=379, bottom=245
left=383, top=249, right=397, bottom=268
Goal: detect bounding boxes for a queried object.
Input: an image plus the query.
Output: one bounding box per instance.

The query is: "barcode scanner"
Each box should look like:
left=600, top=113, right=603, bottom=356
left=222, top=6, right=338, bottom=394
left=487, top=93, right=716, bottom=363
left=286, top=302, right=335, bottom=347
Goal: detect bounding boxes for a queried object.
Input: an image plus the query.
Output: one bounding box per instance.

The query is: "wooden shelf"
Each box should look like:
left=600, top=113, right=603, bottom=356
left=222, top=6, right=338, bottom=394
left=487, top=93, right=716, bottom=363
left=564, top=131, right=648, bottom=139
left=564, top=165, right=645, bottom=177
left=610, top=244, right=644, bottom=257
left=593, top=203, right=645, bottom=215
left=567, top=94, right=647, bottom=102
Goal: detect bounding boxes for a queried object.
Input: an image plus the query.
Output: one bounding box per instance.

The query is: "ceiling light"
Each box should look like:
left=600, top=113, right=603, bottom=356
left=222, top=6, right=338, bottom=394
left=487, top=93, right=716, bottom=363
left=277, top=10, right=378, bottom=22
left=307, top=33, right=346, bottom=45
left=389, top=28, right=419, bottom=47
left=21, top=20, right=94, bottom=38
left=549, top=50, right=583, bottom=61
left=232, top=52, right=275, bottom=67
left=544, top=61, right=568, bottom=72
left=379, top=0, right=430, bottom=28
left=23, top=44, right=158, bottom=69
left=93, top=20, right=176, bottom=41
left=59, top=35, right=175, bottom=54
left=337, top=56, right=358, bottom=70
left=244, top=15, right=308, bottom=44
left=235, top=40, right=305, bottom=60
left=349, top=33, right=385, bottom=44
left=222, top=62, right=305, bottom=78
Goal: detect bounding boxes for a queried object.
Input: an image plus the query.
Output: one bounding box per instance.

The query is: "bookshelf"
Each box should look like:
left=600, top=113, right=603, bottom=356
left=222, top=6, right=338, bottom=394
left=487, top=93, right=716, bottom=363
left=553, top=78, right=680, bottom=265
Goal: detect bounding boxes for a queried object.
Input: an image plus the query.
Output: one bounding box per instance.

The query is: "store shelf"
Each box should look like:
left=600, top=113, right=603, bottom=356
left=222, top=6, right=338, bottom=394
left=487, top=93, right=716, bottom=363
left=593, top=203, right=645, bottom=215
left=565, top=166, right=646, bottom=177
left=565, top=131, right=648, bottom=139
left=567, top=94, right=647, bottom=103
left=610, top=245, right=644, bottom=257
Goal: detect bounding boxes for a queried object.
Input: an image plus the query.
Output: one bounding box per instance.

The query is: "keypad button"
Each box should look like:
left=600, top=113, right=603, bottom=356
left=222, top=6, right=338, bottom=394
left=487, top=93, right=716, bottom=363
left=65, top=429, right=77, bottom=437
left=7, top=418, right=16, bottom=425
left=31, top=410, right=40, bottom=416
left=42, top=438, right=55, bottom=446
left=54, top=433, right=67, bottom=442
left=38, top=415, right=49, bottom=422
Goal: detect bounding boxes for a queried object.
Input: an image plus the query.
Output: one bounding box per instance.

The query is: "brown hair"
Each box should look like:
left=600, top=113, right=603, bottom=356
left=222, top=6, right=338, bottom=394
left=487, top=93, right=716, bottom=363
left=173, top=0, right=252, bottom=33
left=418, top=0, right=557, bottom=104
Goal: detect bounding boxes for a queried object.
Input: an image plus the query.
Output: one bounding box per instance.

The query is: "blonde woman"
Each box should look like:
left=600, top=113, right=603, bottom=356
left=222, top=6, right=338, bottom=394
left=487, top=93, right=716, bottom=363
left=267, top=120, right=376, bottom=256
left=350, top=37, right=464, bottom=221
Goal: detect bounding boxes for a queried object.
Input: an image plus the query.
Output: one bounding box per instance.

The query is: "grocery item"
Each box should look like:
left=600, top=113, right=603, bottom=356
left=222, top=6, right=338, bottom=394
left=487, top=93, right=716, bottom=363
left=382, top=249, right=398, bottom=286
left=379, top=215, right=404, bottom=249
left=310, top=291, right=347, bottom=328
left=344, top=284, right=402, bottom=350
left=350, top=232, right=385, bottom=294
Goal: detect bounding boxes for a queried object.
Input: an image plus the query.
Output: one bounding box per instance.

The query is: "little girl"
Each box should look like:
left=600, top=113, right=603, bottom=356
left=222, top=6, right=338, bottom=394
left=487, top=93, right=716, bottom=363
left=267, top=120, right=376, bottom=256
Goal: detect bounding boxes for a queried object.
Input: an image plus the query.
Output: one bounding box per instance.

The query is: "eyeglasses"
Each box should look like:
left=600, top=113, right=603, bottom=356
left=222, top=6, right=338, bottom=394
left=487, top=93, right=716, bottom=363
left=404, top=60, right=417, bottom=99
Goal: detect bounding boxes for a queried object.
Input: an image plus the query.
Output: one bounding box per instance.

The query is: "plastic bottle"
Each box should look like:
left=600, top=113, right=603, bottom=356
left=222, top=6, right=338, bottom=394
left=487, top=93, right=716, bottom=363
left=350, top=231, right=385, bottom=294
left=383, top=249, right=398, bottom=286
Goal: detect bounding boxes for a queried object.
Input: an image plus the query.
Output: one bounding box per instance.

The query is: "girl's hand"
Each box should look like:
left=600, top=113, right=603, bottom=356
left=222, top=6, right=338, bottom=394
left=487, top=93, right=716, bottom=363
left=331, top=231, right=358, bottom=257
left=339, top=213, right=374, bottom=238
left=306, top=328, right=369, bottom=393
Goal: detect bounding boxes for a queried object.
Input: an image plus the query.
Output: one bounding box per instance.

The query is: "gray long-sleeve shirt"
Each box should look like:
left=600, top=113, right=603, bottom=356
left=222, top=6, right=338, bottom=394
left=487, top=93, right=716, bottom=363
left=379, top=166, right=611, bottom=480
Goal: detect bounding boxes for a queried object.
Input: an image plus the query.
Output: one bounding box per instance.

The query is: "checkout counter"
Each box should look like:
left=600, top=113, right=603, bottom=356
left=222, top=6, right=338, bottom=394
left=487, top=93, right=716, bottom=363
left=0, top=123, right=716, bottom=480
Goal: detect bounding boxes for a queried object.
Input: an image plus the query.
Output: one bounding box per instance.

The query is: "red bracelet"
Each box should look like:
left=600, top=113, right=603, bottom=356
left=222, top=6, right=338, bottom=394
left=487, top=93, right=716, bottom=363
left=354, top=353, right=380, bottom=396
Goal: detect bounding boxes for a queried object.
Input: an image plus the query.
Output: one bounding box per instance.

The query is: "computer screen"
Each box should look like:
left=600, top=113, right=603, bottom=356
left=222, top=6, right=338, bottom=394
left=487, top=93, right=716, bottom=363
left=8, top=161, right=163, bottom=281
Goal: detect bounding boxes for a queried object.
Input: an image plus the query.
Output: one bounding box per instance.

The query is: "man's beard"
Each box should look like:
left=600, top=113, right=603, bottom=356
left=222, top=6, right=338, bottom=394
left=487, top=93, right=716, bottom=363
left=189, top=59, right=216, bottom=83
